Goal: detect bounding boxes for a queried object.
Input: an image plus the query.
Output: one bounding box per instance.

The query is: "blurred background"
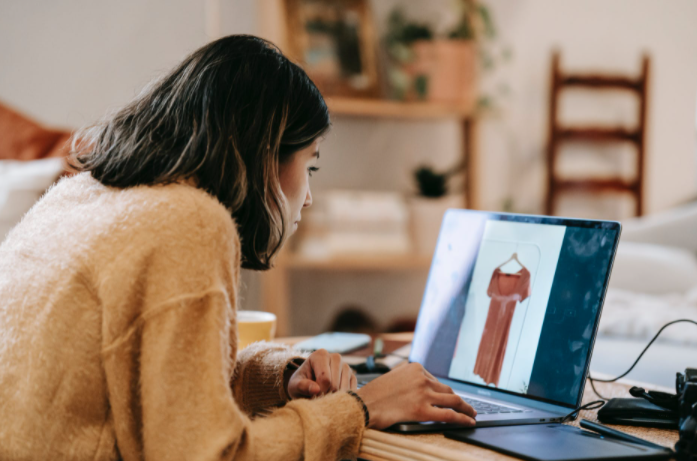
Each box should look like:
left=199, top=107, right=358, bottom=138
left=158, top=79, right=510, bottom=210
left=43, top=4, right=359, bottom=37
left=1, top=1, right=697, bottom=382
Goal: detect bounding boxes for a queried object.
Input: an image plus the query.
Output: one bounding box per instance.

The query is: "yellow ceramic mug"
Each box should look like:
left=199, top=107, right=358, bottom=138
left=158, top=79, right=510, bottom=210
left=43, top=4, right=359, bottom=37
left=237, top=310, right=277, bottom=350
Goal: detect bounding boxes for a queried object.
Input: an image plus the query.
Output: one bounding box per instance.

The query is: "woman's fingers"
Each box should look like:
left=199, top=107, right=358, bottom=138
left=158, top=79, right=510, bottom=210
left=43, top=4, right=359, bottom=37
left=306, top=350, right=355, bottom=394
left=426, top=379, right=456, bottom=395
left=329, top=353, right=342, bottom=391
left=296, top=378, right=321, bottom=397
left=414, top=366, right=455, bottom=394
left=429, top=391, right=477, bottom=417
left=426, top=406, right=476, bottom=427
left=356, top=361, right=481, bottom=429
left=350, top=372, right=358, bottom=391
left=423, top=368, right=438, bottom=381
left=340, top=363, right=352, bottom=390
left=309, top=350, right=332, bottom=393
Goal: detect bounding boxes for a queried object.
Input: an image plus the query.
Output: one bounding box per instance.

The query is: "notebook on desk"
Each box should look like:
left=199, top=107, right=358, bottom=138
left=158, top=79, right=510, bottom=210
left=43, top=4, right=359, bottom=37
left=360, top=210, right=621, bottom=432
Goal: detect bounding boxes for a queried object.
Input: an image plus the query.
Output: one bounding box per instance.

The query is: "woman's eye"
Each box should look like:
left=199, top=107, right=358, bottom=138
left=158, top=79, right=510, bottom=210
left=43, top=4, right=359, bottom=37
left=308, top=166, right=320, bottom=177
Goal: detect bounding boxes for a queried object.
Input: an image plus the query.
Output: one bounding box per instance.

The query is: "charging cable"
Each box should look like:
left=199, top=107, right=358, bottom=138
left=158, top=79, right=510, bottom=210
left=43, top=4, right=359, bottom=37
left=589, top=319, right=697, bottom=399
left=561, top=400, right=606, bottom=423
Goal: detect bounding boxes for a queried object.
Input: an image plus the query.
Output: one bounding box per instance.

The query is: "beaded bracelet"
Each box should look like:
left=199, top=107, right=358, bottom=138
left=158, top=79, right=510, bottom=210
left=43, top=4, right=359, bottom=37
left=346, top=390, right=370, bottom=427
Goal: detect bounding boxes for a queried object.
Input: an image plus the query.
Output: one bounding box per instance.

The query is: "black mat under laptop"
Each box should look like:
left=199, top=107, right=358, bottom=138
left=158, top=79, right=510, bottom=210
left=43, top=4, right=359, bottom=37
left=444, top=424, right=672, bottom=461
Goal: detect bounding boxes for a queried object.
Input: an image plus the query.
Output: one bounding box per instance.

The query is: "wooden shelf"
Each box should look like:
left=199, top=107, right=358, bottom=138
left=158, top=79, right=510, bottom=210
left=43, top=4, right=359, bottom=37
left=257, top=4, right=481, bottom=337
left=326, top=97, right=474, bottom=120
left=279, top=253, right=433, bottom=271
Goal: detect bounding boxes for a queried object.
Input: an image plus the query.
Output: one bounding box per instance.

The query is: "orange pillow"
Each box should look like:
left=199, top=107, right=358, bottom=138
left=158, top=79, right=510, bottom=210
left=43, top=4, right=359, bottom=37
left=0, top=101, right=72, bottom=167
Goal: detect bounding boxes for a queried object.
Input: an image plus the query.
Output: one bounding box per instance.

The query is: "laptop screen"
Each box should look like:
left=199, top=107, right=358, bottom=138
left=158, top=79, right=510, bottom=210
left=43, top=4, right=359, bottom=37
left=410, top=210, right=620, bottom=409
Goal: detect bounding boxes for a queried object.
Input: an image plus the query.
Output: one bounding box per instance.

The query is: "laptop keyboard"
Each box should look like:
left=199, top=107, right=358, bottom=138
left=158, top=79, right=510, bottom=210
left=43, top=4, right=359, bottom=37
left=357, top=374, right=384, bottom=388
left=357, top=374, right=533, bottom=415
left=462, top=397, right=530, bottom=415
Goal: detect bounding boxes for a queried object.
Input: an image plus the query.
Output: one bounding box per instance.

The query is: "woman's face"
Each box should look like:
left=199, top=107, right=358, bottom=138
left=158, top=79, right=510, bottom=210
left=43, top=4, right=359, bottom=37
left=279, top=139, right=320, bottom=234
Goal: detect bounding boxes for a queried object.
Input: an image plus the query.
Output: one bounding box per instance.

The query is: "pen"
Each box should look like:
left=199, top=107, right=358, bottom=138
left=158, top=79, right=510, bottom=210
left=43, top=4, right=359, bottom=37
left=580, top=419, right=671, bottom=451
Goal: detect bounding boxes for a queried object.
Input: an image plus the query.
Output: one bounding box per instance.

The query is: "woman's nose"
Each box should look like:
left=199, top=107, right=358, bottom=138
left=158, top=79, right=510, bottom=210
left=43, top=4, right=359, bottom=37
left=303, top=188, right=313, bottom=208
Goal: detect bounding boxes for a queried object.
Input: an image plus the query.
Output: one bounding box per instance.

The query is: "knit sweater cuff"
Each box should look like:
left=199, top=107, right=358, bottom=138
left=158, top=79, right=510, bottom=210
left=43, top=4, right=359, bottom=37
left=233, top=341, right=307, bottom=414
left=285, top=391, right=366, bottom=460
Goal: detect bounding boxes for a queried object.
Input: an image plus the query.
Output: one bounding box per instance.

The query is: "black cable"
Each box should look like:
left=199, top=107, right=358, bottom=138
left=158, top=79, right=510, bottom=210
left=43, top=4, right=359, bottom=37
left=561, top=400, right=605, bottom=424
left=589, top=375, right=610, bottom=400
left=588, top=319, right=697, bottom=400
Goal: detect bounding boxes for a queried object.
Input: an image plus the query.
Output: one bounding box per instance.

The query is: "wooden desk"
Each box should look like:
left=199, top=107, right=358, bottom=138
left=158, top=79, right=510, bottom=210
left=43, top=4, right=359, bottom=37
left=275, top=335, right=679, bottom=461
left=357, top=379, right=678, bottom=461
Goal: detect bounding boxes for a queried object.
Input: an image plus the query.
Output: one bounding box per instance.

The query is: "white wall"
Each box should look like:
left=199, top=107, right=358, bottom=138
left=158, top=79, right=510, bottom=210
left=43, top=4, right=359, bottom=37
left=481, top=0, right=697, bottom=215
left=6, top=0, right=693, bottom=215
left=309, top=0, right=697, bottom=216
left=0, top=1, right=203, bottom=127
left=2, top=1, right=696, bottom=334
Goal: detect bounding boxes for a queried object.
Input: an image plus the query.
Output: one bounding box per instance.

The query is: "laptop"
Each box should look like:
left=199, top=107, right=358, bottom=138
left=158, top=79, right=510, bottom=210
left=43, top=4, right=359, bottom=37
left=362, top=209, right=621, bottom=432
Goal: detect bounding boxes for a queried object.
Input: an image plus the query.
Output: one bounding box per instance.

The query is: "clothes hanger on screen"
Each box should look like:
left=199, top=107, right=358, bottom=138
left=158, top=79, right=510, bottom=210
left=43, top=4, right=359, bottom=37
left=496, top=252, right=526, bottom=271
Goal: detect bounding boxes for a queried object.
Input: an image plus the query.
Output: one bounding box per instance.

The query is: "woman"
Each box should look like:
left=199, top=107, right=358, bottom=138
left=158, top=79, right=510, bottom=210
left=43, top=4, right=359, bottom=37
left=0, top=35, right=475, bottom=461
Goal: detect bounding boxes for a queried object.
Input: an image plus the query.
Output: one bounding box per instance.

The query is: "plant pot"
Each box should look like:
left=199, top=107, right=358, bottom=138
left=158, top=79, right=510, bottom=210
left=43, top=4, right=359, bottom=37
left=409, top=194, right=464, bottom=256
left=409, top=39, right=477, bottom=107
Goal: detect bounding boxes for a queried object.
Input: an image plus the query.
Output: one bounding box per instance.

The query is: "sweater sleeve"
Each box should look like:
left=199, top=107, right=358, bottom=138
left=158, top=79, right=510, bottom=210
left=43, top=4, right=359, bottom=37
left=231, top=341, right=307, bottom=414
left=135, top=299, right=365, bottom=461
left=99, top=192, right=364, bottom=461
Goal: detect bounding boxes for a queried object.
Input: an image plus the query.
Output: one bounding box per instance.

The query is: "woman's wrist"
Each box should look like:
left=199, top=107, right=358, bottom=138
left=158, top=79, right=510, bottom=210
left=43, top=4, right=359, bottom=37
left=346, top=390, right=370, bottom=427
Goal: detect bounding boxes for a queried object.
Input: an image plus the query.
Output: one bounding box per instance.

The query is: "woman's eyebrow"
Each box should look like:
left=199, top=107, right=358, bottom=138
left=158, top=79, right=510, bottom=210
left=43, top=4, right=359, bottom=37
left=314, top=150, right=320, bottom=159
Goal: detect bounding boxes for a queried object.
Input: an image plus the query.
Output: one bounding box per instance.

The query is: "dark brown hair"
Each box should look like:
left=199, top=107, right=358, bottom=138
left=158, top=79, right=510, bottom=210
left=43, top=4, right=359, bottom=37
left=71, top=35, right=330, bottom=270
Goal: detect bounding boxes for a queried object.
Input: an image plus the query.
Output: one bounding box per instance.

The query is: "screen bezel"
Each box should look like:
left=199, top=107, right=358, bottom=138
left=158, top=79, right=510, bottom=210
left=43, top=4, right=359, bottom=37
left=410, top=210, right=622, bottom=410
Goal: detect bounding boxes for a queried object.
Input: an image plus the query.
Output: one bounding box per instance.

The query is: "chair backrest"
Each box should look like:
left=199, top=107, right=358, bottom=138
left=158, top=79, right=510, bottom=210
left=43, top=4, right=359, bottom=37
left=545, top=51, right=650, bottom=217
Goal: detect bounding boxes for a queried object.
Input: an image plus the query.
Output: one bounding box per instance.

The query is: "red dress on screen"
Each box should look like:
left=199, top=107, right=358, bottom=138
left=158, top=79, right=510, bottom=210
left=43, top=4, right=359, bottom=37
left=473, top=267, right=531, bottom=387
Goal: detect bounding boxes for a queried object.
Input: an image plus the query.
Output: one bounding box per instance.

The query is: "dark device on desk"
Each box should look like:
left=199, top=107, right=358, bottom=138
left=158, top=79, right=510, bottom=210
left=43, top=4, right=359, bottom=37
left=444, top=423, right=672, bottom=461
left=381, top=210, right=621, bottom=432
left=602, top=368, right=697, bottom=460
left=351, top=355, right=391, bottom=375
left=597, top=398, right=678, bottom=429
left=675, top=368, right=697, bottom=460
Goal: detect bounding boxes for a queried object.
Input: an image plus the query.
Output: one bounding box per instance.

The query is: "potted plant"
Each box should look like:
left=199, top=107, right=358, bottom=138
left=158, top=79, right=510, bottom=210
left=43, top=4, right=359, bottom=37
left=383, top=9, right=434, bottom=101
left=410, top=164, right=464, bottom=255
left=384, top=1, right=498, bottom=106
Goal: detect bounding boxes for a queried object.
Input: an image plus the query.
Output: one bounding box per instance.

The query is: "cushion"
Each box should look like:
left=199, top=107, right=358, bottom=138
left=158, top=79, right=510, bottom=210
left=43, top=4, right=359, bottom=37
left=622, top=202, right=697, bottom=253
left=600, top=287, right=697, bottom=346
left=610, top=241, right=697, bottom=294
left=0, top=100, right=72, bottom=162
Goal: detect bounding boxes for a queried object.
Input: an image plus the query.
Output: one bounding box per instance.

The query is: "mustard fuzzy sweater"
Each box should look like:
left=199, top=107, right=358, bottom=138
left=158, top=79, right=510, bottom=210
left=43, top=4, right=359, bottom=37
left=0, top=173, right=364, bottom=460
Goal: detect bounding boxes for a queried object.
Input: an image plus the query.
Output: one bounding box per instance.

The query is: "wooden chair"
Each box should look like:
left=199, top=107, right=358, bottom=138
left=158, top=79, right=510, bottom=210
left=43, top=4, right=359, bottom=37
left=545, top=52, right=650, bottom=217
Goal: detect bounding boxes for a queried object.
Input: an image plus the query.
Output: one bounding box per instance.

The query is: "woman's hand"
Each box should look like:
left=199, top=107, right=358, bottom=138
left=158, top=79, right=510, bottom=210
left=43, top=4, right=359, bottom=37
left=357, top=362, right=477, bottom=430
left=286, top=349, right=357, bottom=400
